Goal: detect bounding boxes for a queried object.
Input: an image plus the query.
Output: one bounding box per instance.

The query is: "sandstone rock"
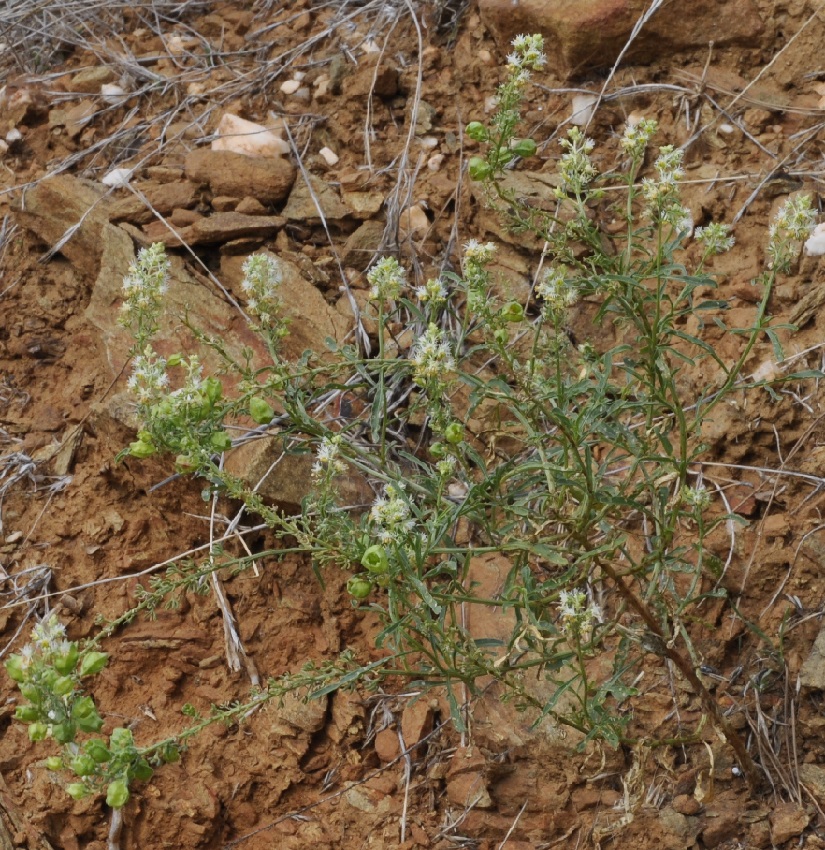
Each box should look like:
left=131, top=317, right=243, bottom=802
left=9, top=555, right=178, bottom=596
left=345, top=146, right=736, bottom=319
left=770, top=802, right=809, bottom=845
left=282, top=174, right=349, bottom=222
left=800, top=625, right=825, bottom=690
left=190, top=212, right=285, bottom=244
left=343, top=55, right=398, bottom=98
left=235, top=196, right=268, bottom=216
left=13, top=174, right=110, bottom=279
left=341, top=219, right=385, bottom=269
left=109, top=181, right=201, bottom=224
left=66, top=66, right=115, bottom=94
left=270, top=691, right=328, bottom=734
left=374, top=727, right=400, bottom=763
left=400, top=699, right=433, bottom=754
left=185, top=149, right=296, bottom=204
left=342, top=191, right=384, bottom=219
left=446, top=772, right=492, bottom=809
left=478, top=0, right=764, bottom=80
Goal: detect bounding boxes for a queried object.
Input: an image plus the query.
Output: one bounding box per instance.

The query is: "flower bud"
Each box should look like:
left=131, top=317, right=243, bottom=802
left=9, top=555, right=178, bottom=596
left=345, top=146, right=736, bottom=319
left=465, top=121, right=487, bottom=142
left=70, top=754, right=97, bottom=777
left=51, top=676, right=75, bottom=697
left=66, top=783, right=89, bottom=801
left=249, top=397, right=275, bottom=425
left=79, top=652, right=108, bottom=677
left=361, top=545, right=389, bottom=575
left=15, top=705, right=39, bottom=722
left=28, top=722, right=48, bottom=742
left=501, top=302, right=524, bottom=323
left=210, top=431, right=233, bottom=452
left=347, top=577, right=373, bottom=599
left=45, top=756, right=64, bottom=771
left=85, top=739, right=111, bottom=763
left=109, top=727, right=134, bottom=750
left=5, top=654, right=26, bottom=683
left=429, top=442, right=447, bottom=458
left=468, top=157, right=492, bottom=181
left=52, top=722, right=77, bottom=743
left=128, top=439, right=156, bottom=459
left=444, top=423, right=464, bottom=445
left=511, top=138, right=537, bottom=158
left=53, top=643, right=79, bottom=675
left=129, top=759, right=153, bottom=782
left=106, top=780, right=130, bottom=809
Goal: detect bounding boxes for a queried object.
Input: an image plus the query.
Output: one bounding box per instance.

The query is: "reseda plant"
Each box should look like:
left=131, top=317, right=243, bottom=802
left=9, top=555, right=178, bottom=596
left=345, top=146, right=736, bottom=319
left=4, top=615, right=172, bottom=809
left=9, top=33, right=818, bottom=808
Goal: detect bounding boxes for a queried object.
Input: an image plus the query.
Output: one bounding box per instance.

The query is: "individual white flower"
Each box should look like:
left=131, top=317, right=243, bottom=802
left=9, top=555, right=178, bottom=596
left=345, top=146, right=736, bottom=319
left=367, top=256, right=406, bottom=301
left=558, top=588, right=601, bottom=642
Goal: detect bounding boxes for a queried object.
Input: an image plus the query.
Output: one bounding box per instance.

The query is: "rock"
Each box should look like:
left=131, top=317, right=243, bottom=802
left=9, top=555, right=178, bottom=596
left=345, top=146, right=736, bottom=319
left=800, top=625, right=825, bottom=690
left=211, top=113, right=289, bottom=158
left=343, top=191, right=384, bottom=219
left=799, top=763, right=825, bottom=804
left=13, top=174, right=110, bottom=279
left=270, top=691, right=327, bottom=734
left=282, top=174, right=349, bottom=222
left=66, top=66, right=115, bottom=93
left=189, top=212, right=285, bottom=245
left=770, top=802, right=809, bottom=845
left=185, top=149, right=296, bottom=204
left=446, top=772, right=493, bottom=809
left=374, top=727, right=400, bottom=763
left=477, top=0, right=764, bottom=80
left=343, top=55, right=398, bottom=98
left=235, top=197, right=268, bottom=216
left=400, top=699, right=433, bottom=755
left=109, top=181, right=201, bottom=224
left=701, top=808, right=740, bottom=848
left=341, top=220, right=385, bottom=269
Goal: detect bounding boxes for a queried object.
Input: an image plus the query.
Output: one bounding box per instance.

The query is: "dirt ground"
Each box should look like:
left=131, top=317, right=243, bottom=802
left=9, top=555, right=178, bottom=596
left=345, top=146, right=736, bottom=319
left=3, top=1, right=825, bottom=848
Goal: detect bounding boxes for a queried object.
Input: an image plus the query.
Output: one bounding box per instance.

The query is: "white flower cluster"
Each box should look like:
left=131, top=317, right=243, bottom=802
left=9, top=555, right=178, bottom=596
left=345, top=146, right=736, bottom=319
left=127, top=347, right=169, bottom=404
left=119, top=242, right=170, bottom=328
left=695, top=222, right=735, bottom=255
left=558, top=588, right=602, bottom=642
left=370, top=482, right=415, bottom=545
left=682, top=484, right=711, bottom=510
left=411, top=323, right=456, bottom=385
left=558, top=128, right=598, bottom=193
left=506, top=33, right=546, bottom=86
left=536, top=266, right=578, bottom=315
left=367, top=256, right=406, bottom=302
left=415, top=277, right=448, bottom=305
left=620, top=117, right=658, bottom=159
left=242, top=253, right=283, bottom=326
left=767, top=195, right=816, bottom=272
left=31, top=615, right=69, bottom=654
left=462, top=240, right=497, bottom=314
left=311, top=435, right=347, bottom=482
left=641, top=145, right=692, bottom=233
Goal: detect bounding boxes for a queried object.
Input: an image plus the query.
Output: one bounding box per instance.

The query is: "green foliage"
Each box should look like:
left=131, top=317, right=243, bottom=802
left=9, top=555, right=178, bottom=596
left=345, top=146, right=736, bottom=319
left=9, top=32, right=819, bottom=811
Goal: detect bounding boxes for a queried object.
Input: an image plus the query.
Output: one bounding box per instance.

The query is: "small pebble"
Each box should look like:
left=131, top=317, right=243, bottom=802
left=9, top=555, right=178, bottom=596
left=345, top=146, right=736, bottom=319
left=280, top=79, right=301, bottom=94
left=101, top=167, right=133, bottom=187
left=319, top=146, right=339, bottom=166
left=427, top=154, right=444, bottom=171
